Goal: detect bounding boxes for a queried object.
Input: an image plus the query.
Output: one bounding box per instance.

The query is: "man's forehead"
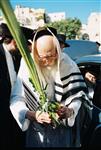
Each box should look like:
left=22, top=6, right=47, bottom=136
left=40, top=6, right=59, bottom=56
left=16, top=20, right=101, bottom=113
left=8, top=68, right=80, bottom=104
left=35, top=35, right=56, bottom=55
left=36, top=35, right=53, bottom=43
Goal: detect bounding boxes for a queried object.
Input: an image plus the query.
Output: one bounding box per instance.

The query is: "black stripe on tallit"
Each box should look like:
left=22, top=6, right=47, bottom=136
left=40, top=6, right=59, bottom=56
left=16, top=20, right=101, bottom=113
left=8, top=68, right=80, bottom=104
left=63, top=79, right=85, bottom=88
left=23, top=81, right=39, bottom=111
left=24, top=94, right=36, bottom=111
left=24, top=88, right=38, bottom=111
left=55, top=79, right=85, bottom=89
left=61, top=72, right=82, bottom=81
left=55, top=72, right=83, bottom=88
left=61, top=86, right=88, bottom=101
left=55, top=86, right=88, bottom=97
left=55, top=87, right=91, bottom=107
left=23, top=84, right=39, bottom=107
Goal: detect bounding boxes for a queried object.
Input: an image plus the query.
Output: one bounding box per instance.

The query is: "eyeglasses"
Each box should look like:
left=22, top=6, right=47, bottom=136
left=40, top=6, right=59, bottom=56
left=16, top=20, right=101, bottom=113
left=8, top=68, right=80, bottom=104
left=37, top=52, right=58, bottom=63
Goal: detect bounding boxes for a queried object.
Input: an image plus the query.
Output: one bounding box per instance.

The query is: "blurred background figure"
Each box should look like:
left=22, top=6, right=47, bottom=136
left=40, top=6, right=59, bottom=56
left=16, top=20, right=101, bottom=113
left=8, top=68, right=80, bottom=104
left=80, top=65, right=101, bottom=109
left=85, top=71, right=97, bottom=85
left=96, top=41, right=101, bottom=53
left=10, top=26, right=34, bottom=73
left=93, top=79, right=101, bottom=109
left=0, top=22, right=23, bottom=148
left=0, top=22, right=34, bottom=148
left=79, top=65, right=101, bottom=147
left=57, top=33, right=70, bottom=51
left=85, top=71, right=97, bottom=99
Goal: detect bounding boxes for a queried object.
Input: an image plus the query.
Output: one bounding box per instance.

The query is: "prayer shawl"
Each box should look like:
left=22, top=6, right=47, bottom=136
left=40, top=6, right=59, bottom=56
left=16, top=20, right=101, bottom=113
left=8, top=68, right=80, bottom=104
left=24, top=52, right=91, bottom=108
left=31, top=29, right=92, bottom=108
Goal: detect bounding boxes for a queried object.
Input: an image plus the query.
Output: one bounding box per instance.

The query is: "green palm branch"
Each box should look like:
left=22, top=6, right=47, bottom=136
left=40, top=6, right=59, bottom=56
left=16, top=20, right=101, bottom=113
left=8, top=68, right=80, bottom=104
left=0, top=0, right=46, bottom=105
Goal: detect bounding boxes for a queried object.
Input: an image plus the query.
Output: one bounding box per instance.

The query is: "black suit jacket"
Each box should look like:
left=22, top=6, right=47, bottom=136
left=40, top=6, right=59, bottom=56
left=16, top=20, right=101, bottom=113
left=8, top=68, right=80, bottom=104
left=0, top=44, right=25, bottom=148
left=93, top=80, right=101, bottom=109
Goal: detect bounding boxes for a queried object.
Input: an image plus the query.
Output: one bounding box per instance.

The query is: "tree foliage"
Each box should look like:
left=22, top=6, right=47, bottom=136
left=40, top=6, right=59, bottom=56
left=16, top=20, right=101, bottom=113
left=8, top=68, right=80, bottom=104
left=47, top=17, right=82, bottom=39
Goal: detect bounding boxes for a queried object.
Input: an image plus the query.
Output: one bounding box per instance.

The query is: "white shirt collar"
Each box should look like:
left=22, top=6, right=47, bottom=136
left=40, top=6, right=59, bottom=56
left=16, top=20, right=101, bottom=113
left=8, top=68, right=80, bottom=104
left=3, top=43, right=16, bottom=88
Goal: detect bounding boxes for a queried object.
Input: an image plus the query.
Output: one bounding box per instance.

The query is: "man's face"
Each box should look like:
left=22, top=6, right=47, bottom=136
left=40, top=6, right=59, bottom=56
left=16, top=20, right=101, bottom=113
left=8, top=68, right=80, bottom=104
left=35, top=35, right=58, bottom=67
left=60, top=42, right=65, bottom=50
left=9, top=39, right=17, bottom=51
left=85, top=72, right=96, bottom=84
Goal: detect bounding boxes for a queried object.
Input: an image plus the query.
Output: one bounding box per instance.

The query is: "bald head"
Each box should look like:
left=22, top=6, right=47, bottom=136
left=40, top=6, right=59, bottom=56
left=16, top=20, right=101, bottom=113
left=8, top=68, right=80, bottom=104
left=35, top=35, right=56, bottom=56
left=34, top=35, right=58, bottom=67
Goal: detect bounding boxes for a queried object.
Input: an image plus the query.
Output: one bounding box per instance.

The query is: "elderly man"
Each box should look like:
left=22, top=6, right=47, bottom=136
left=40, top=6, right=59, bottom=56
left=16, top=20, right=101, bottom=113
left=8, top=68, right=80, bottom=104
left=10, top=26, right=92, bottom=147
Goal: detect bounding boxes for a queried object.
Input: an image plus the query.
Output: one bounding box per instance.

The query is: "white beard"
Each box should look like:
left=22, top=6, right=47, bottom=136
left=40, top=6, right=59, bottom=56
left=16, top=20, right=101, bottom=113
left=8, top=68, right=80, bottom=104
left=40, top=64, right=57, bottom=101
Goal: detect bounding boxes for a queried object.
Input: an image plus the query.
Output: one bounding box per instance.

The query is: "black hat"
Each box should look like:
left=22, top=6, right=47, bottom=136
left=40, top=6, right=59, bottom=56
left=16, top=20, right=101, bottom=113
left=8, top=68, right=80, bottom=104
left=33, top=26, right=57, bottom=41
left=0, top=23, right=34, bottom=40
left=86, top=65, right=100, bottom=79
left=0, top=23, right=34, bottom=43
left=96, top=41, right=100, bottom=46
left=21, top=26, right=34, bottom=42
left=57, top=34, right=70, bottom=47
left=0, top=23, right=13, bottom=39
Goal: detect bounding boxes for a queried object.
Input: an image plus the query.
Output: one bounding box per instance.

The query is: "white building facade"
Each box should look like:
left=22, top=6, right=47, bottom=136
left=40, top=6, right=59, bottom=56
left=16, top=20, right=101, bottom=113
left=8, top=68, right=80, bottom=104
left=48, top=12, right=66, bottom=22
left=81, top=12, right=101, bottom=43
left=14, top=5, right=45, bottom=29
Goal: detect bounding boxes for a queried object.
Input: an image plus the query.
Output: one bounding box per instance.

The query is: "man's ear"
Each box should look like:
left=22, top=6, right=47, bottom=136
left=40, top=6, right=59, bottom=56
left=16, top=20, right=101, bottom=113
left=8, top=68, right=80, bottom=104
left=12, top=39, right=16, bottom=45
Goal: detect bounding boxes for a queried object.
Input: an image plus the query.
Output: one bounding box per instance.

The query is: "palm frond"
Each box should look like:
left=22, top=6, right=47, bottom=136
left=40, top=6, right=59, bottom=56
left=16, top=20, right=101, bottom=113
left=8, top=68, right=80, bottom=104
left=0, top=0, right=46, bottom=101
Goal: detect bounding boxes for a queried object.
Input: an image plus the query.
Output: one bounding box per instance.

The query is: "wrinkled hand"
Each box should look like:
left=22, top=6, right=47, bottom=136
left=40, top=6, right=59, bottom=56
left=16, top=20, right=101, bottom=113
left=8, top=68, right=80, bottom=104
left=56, top=106, right=74, bottom=119
left=35, top=111, right=51, bottom=124
left=26, top=110, right=60, bottom=125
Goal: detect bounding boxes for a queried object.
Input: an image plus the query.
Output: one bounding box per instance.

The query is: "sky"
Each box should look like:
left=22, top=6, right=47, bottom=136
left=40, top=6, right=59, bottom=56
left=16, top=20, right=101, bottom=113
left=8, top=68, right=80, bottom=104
left=10, top=0, right=101, bottom=24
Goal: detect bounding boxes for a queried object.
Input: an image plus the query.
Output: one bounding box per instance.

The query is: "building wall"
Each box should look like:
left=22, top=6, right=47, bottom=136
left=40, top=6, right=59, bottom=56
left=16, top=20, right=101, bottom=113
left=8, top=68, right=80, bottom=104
left=48, top=12, right=66, bottom=22
left=14, top=5, right=45, bottom=29
left=87, top=12, right=101, bottom=43
left=81, top=12, right=101, bottom=43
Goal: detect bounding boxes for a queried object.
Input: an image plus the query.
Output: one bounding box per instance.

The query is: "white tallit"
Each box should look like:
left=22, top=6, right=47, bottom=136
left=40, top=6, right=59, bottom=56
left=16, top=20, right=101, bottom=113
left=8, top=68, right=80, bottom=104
left=30, top=31, right=92, bottom=126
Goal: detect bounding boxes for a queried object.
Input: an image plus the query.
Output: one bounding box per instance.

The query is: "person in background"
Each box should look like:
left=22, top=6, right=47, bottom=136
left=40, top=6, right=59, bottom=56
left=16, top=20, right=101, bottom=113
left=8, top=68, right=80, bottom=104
left=0, top=22, right=24, bottom=148
left=10, top=26, right=34, bottom=73
left=93, top=80, right=101, bottom=109
left=84, top=66, right=100, bottom=98
left=84, top=71, right=97, bottom=100
left=81, top=66, right=101, bottom=109
left=96, top=41, right=101, bottom=53
left=91, top=66, right=101, bottom=109
left=0, top=22, right=33, bottom=148
left=79, top=65, right=101, bottom=147
left=57, top=33, right=70, bottom=50
left=10, top=26, right=92, bottom=148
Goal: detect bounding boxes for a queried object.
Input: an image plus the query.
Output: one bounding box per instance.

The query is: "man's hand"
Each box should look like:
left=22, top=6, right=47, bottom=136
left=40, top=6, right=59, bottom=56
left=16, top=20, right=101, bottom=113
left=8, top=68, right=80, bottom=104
left=35, top=111, right=51, bottom=124
left=56, top=106, right=74, bottom=119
